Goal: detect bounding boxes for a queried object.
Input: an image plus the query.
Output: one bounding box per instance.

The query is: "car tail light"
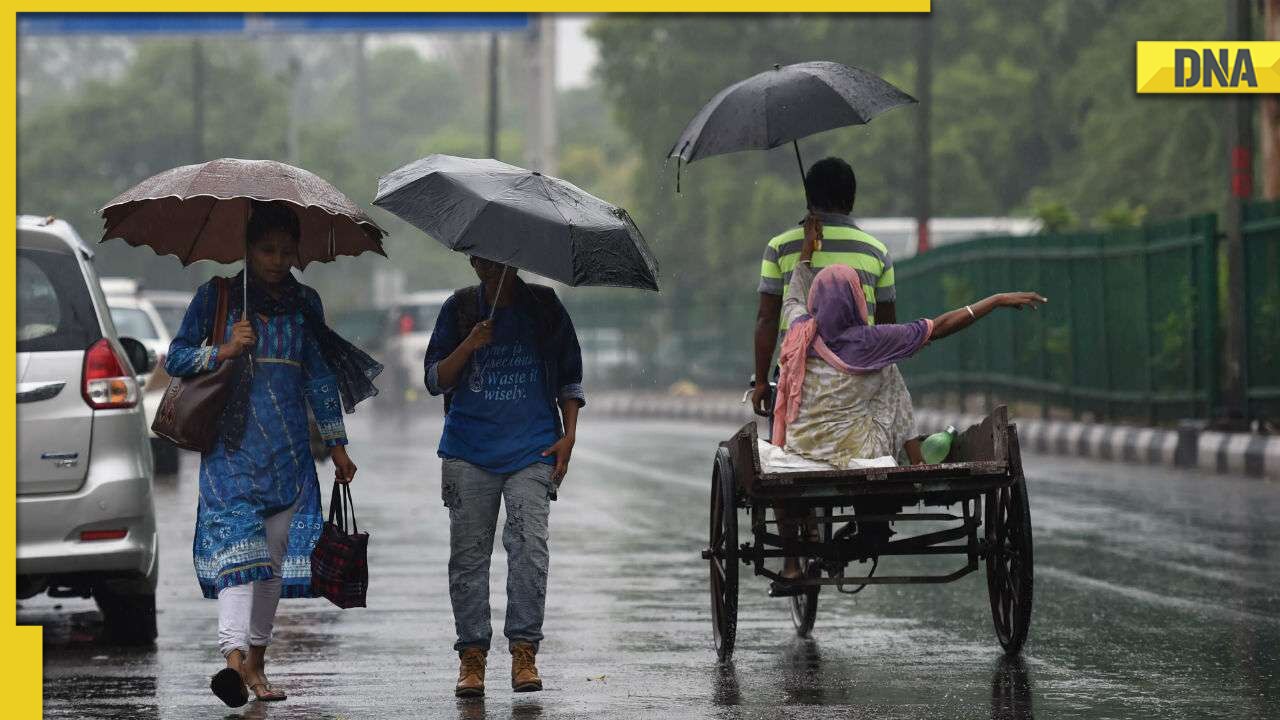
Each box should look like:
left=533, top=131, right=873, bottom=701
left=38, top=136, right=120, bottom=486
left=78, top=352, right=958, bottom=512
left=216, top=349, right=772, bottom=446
left=80, top=529, right=128, bottom=542
left=82, top=339, right=140, bottom=409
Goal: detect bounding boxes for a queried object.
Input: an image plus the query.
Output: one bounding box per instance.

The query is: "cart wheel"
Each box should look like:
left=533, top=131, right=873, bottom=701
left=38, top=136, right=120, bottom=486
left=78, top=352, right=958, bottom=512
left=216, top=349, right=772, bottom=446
left=789, top=507, right=824, bottom=638
left=985, top=476, right=1034, bottom=655
left=789, top=563, right=820, bottom=638
left=710, top=448, right=740, bottom=662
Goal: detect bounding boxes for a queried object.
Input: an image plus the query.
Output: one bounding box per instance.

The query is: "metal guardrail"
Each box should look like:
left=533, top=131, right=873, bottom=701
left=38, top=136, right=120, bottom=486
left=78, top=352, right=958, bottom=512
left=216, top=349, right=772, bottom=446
left=895, top=214, right=1222, bottom=425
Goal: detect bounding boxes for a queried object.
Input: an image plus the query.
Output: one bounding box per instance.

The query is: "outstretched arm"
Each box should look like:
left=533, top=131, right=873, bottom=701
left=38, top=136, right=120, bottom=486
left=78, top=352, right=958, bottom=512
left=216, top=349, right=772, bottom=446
left=929, top=292, right=1047, bottom=342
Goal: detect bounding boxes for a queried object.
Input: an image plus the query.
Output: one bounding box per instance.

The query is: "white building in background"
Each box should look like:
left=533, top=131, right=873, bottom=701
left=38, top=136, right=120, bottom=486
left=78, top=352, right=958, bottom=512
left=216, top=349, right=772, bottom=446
left=859, top=217, right=1042, bottom=261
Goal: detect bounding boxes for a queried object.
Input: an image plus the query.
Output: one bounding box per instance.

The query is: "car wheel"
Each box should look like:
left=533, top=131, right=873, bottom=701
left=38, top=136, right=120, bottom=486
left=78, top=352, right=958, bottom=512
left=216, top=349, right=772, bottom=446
left=151, top=438, right=180, bottom=476
left=95, top=586, right=157, bottom=645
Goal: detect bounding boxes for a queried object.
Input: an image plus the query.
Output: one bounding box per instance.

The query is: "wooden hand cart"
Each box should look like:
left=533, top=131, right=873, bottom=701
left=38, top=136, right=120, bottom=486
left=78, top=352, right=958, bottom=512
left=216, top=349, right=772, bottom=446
left=702, top=406, right=1032, bottom=661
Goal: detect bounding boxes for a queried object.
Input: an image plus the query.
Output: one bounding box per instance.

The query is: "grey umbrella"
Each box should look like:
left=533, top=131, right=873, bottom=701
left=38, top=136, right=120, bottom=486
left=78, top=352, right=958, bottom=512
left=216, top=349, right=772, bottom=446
left=373, top=155, right=659, bottom=291
left=667, top=61, right=916, bottom=186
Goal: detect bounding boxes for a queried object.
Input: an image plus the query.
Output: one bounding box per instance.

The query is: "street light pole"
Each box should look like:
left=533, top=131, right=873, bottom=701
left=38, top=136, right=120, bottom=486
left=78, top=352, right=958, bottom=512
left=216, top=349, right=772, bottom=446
left=355, top=33, right=370, bottom=149
left=523, top=15, right=558, bottom=175
left=1263, top=0, right=1280, bottom=199
left=1223, top=0, right=1253, bottom=422
left=191, top=39, right=205, bottom=162
left=487, top=33, right=500, bottom=159
left=914, top=15, right=933, bottom=256
left=286, top=55, right=301, bottom=164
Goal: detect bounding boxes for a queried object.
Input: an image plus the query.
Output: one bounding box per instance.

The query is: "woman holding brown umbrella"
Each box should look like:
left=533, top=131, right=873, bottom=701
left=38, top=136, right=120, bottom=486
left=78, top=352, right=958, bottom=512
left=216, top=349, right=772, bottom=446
left=101, top=160, right=386, bottom=707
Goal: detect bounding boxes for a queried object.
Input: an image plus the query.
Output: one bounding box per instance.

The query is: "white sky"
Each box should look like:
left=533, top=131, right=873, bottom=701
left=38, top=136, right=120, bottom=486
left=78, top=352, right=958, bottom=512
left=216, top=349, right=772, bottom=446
left=556, top=15, right=598, bottom=89
left=371, top=15, right=597, bottom=90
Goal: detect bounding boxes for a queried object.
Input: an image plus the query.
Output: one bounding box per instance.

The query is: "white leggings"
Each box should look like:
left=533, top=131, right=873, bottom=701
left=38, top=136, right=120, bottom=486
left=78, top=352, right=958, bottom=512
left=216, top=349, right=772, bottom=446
left=217, top=500, right=296, bottom=658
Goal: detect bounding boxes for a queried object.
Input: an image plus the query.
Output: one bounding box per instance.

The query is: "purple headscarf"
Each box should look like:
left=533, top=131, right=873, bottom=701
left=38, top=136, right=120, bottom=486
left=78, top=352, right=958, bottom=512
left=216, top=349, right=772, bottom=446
left=773, top=265, right=933, bottom=446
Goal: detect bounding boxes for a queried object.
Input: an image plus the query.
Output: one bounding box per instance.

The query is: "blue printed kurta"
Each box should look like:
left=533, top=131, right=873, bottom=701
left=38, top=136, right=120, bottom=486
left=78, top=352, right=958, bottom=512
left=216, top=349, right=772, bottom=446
left=167, top=279, right=347, bottom=599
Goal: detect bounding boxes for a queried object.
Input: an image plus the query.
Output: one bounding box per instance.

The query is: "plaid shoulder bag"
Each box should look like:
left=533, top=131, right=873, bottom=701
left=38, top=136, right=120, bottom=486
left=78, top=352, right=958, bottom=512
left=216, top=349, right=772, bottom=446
left=310, top=481, right=369, bottom=608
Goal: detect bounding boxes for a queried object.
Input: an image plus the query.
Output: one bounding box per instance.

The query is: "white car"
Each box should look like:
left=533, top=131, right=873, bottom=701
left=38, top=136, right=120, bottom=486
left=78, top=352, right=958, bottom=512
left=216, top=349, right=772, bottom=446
left=141, top=289, right=194, bottom=339
left=382, top=290, right=452, bottom=409
left=103, top=283, right=180, bottom=474
left=17, top=215, right=159, bottom=644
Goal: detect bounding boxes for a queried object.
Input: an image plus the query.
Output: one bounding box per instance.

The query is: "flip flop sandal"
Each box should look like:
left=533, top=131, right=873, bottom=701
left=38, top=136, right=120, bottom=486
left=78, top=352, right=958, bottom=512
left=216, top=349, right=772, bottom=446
left=210, top=668, right=249, bottom=708
left=767, top=580, right=807, bottom=597
left=250, top=681, right=288, bottom=702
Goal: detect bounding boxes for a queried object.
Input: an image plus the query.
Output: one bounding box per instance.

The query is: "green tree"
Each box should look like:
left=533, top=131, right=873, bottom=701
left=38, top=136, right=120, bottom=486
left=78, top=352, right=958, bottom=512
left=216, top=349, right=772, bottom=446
left=18, top=40, right=290, bottom=289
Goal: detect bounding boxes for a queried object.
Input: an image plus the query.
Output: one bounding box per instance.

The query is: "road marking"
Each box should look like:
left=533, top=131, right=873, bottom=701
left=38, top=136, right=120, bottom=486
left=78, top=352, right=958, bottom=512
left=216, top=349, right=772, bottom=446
left=585, top=419, right=746, bottom=442
left=1038, top=565, right=1280, bottom=627
left=572, top=447, right=708, bottom=490
left=1037, top=538, right=1277, bottom=592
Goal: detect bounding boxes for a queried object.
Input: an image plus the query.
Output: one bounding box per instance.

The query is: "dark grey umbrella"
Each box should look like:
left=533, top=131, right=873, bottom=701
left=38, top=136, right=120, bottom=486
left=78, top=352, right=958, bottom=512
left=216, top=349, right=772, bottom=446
left=667, top=61, right=916, bottom=186
left=373, top=155, right=659, bottom=291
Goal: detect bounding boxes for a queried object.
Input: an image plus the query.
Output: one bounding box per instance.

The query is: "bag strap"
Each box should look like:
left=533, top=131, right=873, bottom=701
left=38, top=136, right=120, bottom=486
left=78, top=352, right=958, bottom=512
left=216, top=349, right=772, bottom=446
left=328, top=481, right=344, bottom=532
left=327, top=481, right=360, bottom=535
left=211, top=277, right=230, bottom=346
left=444, top=286, right=482, bottom=413
left=453, top=285, right=481, bottom=343
left=342, top=482, right=359, bottom=535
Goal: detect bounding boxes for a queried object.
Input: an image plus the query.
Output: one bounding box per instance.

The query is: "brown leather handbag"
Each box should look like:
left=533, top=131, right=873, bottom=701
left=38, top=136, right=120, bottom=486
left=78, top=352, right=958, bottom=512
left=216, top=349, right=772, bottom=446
left=151, top=277, right=239, bottom=453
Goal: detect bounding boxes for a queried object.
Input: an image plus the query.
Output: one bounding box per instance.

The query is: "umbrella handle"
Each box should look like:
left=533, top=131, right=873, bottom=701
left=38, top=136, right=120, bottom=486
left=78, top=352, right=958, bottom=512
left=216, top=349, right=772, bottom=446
left=488, top=266, right=508, bottom=322
left=793, top=140, right=806, bottom=185
left=243, top=233, right=250, bottom=317
left=242, top=233, right=254, bottom=376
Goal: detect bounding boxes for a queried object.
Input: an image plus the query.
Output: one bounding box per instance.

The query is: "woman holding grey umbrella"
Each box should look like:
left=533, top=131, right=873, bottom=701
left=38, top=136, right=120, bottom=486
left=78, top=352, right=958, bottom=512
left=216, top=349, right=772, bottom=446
left=100, top=159, right=387, bottom=708
left=374, top=154, right=657, bottom=698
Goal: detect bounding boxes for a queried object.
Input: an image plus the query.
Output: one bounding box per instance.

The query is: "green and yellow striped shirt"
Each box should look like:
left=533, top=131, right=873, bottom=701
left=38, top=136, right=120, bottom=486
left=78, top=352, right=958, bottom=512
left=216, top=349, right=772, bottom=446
left=758, top=213, right=895, bottom=330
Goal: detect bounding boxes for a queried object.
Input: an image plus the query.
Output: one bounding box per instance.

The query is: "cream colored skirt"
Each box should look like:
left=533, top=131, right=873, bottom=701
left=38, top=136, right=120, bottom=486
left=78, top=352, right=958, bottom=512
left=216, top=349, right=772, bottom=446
left=784, top=359, right=917, bottom=467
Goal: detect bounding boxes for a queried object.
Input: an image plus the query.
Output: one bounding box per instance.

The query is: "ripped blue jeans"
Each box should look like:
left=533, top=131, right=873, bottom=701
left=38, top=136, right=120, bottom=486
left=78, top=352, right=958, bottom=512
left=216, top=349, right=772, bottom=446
left=441, top=457, right=554, bottom=653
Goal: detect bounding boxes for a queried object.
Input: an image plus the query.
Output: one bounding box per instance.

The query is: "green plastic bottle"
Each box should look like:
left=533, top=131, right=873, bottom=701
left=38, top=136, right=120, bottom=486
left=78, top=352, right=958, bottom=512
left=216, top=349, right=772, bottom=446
left=921, top=425, right=957, bottom=464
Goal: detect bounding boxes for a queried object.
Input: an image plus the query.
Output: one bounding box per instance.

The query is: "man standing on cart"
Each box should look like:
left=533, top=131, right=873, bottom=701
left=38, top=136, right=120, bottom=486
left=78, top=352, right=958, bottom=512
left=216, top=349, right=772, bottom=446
left=751, top=157, right=898, bottom=418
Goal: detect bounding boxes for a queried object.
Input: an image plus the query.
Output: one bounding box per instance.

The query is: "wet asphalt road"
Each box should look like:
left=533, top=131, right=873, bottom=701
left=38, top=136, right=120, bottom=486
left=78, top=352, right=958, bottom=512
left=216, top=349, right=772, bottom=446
left=21, top=406, right=1280, bottom=719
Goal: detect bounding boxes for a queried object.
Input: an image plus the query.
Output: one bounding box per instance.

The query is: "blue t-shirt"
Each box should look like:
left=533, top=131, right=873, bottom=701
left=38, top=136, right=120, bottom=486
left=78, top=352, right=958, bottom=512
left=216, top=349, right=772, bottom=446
left=436, top=304, right=559, bottom=473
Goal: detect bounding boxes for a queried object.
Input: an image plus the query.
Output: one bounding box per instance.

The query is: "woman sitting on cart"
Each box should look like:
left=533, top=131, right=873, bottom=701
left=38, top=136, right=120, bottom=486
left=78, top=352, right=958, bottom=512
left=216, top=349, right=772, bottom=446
left=771, top=213, right=1045, bottom=587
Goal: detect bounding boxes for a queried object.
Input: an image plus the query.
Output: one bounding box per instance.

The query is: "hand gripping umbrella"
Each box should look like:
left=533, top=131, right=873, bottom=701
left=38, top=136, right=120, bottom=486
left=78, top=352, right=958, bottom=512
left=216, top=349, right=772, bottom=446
left=100, top=158, right=388, bottom=313
left=373, top=154, right=660, bottom=292
left=667, top=61, right=916, bottom=190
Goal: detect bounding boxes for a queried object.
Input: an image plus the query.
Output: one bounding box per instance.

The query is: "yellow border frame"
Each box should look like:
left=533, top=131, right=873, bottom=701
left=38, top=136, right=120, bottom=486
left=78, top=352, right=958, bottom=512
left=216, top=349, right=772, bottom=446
left=13, top=2, right=929, bottom=11
left=5, top=6, right=44, bottom=717
left=4, top=6, right=930, bottom=717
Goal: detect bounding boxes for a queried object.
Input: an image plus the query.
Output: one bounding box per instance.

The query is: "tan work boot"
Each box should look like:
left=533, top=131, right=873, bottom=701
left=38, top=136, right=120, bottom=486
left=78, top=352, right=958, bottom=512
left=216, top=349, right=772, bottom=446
left=510, top=642, right=543, bottom=692
left=455, top=648, right=486, bottom=698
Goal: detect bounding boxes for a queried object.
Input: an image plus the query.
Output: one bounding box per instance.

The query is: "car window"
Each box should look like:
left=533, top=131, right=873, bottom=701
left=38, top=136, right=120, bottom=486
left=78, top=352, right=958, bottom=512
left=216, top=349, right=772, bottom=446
left=413, top=303, right=444, bottom=330
left=332, top=309, right=387, bottom=347
left=154, top=305, right=187, bottom=336
left=109, top=306, right=160, bottom=340
left=17, top=249, right=100, bottom=352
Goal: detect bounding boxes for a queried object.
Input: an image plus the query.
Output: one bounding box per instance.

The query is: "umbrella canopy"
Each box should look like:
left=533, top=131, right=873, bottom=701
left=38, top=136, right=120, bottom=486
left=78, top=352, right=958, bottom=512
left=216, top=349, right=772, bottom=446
left=100, top=158, right=387, bottom=268
left=374, top=155, right=660, bottom=291
left=668, top=61, right=916, bottom=179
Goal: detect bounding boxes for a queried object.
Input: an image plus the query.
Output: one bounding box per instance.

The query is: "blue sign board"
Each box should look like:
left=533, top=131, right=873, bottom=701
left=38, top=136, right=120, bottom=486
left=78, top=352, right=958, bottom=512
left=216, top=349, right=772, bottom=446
left=18, top=13, right=530, bottom=36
